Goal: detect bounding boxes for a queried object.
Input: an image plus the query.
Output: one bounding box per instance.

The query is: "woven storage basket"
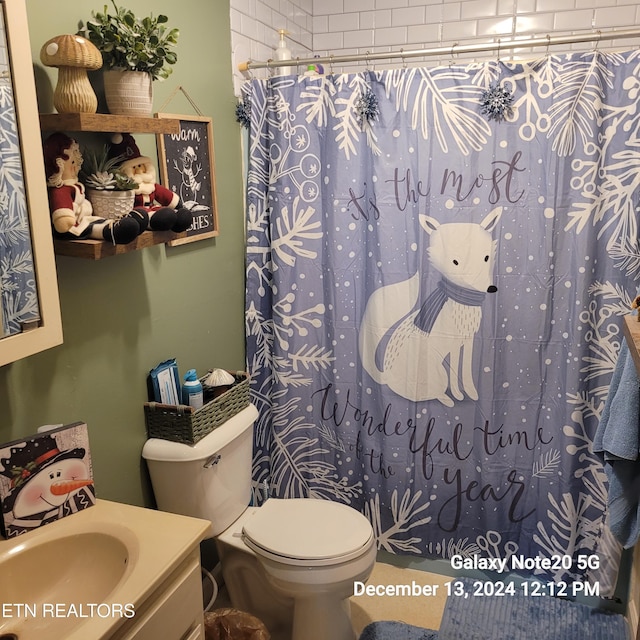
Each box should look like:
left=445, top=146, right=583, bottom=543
left=144, top=371, right=250, bottom=445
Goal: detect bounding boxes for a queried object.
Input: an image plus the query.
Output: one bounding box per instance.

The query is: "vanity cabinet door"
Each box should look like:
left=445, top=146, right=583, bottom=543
left=0, top=0, right=62, bottom=366
left=111, top=550, right=205, bottom=640
left=182, top=626, right=204, bottom=640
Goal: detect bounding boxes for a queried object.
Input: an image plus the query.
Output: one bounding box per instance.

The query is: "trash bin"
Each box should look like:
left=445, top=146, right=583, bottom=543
left=204, top=608, right=270, bottom=640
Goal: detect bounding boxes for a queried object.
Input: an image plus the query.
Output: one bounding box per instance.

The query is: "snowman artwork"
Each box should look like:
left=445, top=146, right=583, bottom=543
left=174, top=145, right=209, bottom=213
left=0, top=423, right=95, bottom=538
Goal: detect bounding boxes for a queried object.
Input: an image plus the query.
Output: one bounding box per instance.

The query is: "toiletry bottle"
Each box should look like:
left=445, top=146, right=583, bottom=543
left=274, top=29, right=292, bottom=76
left=182, top=369, right=204, bottom=410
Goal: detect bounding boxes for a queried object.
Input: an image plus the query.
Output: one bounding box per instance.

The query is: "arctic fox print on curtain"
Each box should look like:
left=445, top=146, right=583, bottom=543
left=359, top=208, right=502, bottom=405
left=245, top=50, right=640, bottom=594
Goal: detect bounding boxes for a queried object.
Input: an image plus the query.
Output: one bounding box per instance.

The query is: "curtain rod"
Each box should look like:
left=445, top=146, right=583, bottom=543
left=238, top=27, right=640, bottom=72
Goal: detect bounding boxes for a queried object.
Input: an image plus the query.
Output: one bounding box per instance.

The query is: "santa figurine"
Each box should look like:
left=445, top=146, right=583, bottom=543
left=109, top=133, right=192, bottom=233
left=43, top=132, right=146, bottom=244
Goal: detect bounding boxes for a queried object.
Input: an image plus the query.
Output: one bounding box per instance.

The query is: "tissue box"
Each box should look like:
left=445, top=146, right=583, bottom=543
left=144, top=371, right=250, bottom=445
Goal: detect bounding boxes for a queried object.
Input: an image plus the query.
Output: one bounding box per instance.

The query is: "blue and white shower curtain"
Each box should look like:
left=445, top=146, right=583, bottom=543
left=244, top=50, right=640, bottom=594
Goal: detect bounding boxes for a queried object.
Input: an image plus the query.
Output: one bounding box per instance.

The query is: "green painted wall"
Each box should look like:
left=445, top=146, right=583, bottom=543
left=0, top=0, right=245, bottom=507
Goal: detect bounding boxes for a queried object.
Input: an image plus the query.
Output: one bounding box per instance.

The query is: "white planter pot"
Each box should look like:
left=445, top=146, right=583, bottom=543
left=86, top=189, right=136, bottom=220
left=103, top=69, right=153, bottom=117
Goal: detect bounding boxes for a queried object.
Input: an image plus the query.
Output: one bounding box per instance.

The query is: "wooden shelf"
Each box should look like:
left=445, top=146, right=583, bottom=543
left=624, top=314, right=640, bottom=375
left=39, top=113, right=180, bottom=134
left=42, top=114, right=186, bottom=259
left=54, top=230, right=186, bottom=260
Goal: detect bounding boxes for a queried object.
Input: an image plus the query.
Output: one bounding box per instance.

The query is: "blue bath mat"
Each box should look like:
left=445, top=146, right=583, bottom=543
left=438, top=577, right=631, bottom=640
left=358, top=577, right=631, bottom=640
left=359, top=620, right=438, bottom=640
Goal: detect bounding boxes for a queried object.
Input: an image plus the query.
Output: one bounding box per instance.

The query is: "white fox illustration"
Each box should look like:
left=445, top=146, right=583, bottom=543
left=358, top=207, right=502, bottom=406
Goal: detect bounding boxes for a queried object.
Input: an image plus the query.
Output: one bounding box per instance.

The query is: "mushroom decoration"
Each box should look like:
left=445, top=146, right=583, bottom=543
left=40, top=35, right=102, bottom=114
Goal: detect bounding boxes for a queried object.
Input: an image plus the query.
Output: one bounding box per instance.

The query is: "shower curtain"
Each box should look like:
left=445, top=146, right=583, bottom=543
left=244, top=49, right=640, bottom=594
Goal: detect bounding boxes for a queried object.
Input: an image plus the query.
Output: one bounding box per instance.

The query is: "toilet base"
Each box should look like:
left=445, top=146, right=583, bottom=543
left=217, top=539, right=293, bottom=638
left=216, top=504, right=376, bottom=640
left=292, top=594, right=355, bottom=640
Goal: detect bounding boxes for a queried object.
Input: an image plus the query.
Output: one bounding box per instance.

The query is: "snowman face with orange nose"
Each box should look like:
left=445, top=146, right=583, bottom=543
left=12, top=457, right=93, bottom=518
left=1, top=435, right=94, bottom=524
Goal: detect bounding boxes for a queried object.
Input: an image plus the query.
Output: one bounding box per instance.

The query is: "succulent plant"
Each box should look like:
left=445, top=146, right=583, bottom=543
left=112, top=172, right=138, bottom=190
left=80, top=144, right=138, bottom=191
left=85, top=170, right=117, bottom=189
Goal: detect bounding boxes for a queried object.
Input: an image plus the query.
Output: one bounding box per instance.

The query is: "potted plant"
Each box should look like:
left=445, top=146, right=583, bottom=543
left=82, top=1, right=179, bottom=116
left=80, top=144, right=139, bottom=219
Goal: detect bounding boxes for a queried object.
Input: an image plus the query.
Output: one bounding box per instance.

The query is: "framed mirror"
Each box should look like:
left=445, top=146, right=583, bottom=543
left=0, top=0, right=62, bottom=366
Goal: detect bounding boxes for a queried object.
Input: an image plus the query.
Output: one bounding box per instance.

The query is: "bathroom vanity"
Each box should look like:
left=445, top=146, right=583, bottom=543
left=0, top=499, right=210, bottom=640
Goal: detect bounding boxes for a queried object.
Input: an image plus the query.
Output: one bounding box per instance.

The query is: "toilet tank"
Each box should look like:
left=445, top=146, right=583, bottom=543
left=142, top=403, right=259, bottom=537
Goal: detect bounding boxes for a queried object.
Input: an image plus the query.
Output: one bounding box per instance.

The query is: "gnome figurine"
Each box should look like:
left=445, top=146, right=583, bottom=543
left=109, top=133, right=192, bottom=233
left=43, top=132, right=146, bottom=244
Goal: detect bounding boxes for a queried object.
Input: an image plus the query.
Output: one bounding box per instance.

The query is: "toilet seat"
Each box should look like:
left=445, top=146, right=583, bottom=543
left=242, top=498, right=374, bottom=566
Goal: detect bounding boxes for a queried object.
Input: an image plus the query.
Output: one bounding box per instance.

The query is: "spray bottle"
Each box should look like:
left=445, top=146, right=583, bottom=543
left=182, top=369, right=204, bottom=410
left=274, top=29, right=292, bottom=76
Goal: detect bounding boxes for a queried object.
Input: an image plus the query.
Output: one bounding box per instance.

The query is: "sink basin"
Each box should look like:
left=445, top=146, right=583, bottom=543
left=0, top=499, right=209, bottom=640
left=0, top=530, right=130, bottom=604
left=0, top=521, right=137, bottom=640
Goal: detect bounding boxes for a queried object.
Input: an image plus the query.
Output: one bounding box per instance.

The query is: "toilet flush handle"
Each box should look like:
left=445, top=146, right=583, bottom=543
left=203, top=453, right=221, bottom=468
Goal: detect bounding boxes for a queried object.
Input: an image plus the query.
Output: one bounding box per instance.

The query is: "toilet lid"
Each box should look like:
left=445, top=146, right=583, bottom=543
left=242, top=498, right=373, bottom=565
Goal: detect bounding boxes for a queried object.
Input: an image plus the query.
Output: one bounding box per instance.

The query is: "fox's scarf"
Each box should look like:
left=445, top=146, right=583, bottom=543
left=414, top=278, right=487, bottom=333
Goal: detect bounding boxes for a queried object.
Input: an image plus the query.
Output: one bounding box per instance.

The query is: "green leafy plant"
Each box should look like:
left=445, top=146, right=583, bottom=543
left=82, top=1, right=179, bottom=81
left=80, top=145, right=138, bottom=191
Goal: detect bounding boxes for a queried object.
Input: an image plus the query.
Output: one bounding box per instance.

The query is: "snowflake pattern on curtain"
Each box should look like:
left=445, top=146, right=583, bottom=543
left=245, top=51, right=640, bottom=595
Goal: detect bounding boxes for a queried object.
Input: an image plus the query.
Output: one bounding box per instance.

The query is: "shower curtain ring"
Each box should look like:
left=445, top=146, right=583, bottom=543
left=329, top=53, right=335, bottom=74
left=401, top=48, right=407, bottom=69
left=545, top=34, right=551, bottom=58
left=496, top=38, right=502, bottom=62
left=449, top=42, right=458, bottom=67
left=594, top=30, right=602, bottom=51
left=365, top=50, right=371, bottom=71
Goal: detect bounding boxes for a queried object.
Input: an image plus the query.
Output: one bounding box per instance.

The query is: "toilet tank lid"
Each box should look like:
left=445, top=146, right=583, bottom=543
left=142, top=404, right=258, bottom=462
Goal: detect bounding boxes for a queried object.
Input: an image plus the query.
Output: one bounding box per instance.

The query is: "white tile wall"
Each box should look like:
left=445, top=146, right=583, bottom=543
left=230, top=0, right=314, bottom=94
left=230, top=0, right=640, bottom=94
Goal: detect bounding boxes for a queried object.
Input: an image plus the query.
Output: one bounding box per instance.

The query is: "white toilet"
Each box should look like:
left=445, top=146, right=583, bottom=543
left=142, top=404, right=376, bottom=640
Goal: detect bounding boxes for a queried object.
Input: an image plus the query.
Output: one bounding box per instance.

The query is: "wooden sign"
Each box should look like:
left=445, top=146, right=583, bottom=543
left=155, top=113, right=219, bottom=245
